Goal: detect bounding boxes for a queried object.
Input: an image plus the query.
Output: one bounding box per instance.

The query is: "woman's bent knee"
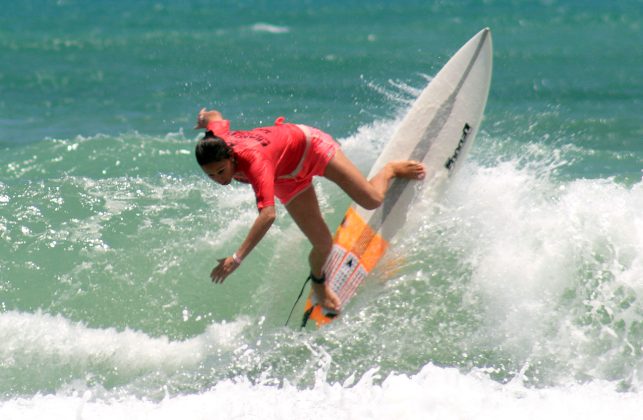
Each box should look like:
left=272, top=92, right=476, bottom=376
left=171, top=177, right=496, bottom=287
left=359, top=192, right=383, bottom=210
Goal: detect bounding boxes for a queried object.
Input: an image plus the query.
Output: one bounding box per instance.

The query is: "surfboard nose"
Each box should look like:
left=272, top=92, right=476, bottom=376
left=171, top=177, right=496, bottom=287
left=477, top=27, right=492, bottom=44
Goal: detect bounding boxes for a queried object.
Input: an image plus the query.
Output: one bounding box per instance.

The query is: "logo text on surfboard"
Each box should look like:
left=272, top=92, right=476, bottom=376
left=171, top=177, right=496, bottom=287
left=445, top=123, right=472, bottom=170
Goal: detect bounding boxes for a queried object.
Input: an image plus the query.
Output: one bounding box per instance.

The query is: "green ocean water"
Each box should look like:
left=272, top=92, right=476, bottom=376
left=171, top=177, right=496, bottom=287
left=1, top=1, right=642, bottom=417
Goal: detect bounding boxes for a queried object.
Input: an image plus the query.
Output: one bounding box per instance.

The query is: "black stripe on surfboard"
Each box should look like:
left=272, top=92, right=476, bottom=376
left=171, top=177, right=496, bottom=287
left=306, top=30, right=490, bottom=326
left=365, top=28, right=490, bottom=233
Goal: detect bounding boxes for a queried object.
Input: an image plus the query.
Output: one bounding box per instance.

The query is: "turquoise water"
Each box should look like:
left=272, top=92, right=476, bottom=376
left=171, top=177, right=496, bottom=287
left=1, top=1, right=642, bottom=417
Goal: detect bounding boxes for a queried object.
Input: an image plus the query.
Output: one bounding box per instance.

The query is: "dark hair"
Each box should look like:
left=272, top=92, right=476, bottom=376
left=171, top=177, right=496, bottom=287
left=195, top=131, right=233, bottom=166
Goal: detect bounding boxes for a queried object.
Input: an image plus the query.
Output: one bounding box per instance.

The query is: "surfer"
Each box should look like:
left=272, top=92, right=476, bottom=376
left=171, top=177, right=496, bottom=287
left=194, top=108, right=425, bottom=311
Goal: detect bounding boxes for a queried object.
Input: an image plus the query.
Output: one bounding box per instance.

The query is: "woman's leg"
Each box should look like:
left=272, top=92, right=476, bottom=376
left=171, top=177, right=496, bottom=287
left=285, top=185, right=341, bottom=311
left=323, top=149, right=425, bottom=210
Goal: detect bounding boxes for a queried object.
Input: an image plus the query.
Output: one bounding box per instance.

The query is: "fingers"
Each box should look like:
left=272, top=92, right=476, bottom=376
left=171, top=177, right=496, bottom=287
left=210, top=270, right=224, bottom=283
left=210, top=269, right=227, bottom=283
left=194, top=108, right=208, bottom=130
left=195, top=108, right=224, bottom=130
left=210, top=259, right=223, bottom=283
left=210, top=262, right=226, bottom=283
left=210, top=257, right=235, bottom=284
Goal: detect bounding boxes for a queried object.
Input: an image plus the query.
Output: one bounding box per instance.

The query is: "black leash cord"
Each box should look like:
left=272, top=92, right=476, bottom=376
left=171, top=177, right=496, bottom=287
left=284, top=275, right=311, bottom=327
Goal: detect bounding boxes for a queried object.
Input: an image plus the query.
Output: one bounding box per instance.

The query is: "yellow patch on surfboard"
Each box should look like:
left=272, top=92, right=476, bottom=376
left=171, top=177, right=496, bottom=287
left=303, top=207, right=388, bottom=327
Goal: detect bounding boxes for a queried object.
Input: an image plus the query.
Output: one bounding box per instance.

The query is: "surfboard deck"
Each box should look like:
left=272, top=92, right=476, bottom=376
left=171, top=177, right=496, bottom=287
left=302, top=28, right=493, bottom=328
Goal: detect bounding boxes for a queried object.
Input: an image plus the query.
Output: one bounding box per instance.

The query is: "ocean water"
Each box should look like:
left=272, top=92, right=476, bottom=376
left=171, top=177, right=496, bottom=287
left=1, top=0, right=642, bottom=418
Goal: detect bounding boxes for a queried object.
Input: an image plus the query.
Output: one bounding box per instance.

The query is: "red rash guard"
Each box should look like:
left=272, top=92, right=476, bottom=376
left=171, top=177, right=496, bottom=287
left=206, top=117, right=308, bottom=209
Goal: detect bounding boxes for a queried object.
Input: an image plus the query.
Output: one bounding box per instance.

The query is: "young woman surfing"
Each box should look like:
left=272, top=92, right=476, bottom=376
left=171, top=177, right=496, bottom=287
left=194, top=108, right=425, bottom=312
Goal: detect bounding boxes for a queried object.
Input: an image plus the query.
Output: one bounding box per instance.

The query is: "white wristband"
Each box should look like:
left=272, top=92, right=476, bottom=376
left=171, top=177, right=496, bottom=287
left=232, top=252, right=242, bottom=265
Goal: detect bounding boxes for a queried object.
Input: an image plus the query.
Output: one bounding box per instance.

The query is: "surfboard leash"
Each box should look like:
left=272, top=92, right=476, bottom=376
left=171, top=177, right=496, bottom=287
left=285, top=275, right=311, bottom=328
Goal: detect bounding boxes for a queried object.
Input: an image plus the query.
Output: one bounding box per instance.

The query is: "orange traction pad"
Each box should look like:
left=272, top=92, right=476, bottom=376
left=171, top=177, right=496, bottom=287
left=303, top=207, right=389, bottom=327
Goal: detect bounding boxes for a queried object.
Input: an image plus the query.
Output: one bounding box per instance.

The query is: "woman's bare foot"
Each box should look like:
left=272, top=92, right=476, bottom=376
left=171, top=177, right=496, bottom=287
left=388, top=160, right=426, bottom=180
left=311, top=282, right=341, bottom=312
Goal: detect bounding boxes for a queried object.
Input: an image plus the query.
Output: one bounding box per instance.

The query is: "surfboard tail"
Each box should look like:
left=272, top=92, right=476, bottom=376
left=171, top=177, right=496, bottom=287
left=302, top=208, right=389, bottom=327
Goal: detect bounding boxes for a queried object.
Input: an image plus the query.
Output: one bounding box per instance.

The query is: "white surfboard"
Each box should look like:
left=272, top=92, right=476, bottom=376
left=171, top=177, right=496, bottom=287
left=303, top=28, right=493, bottom=327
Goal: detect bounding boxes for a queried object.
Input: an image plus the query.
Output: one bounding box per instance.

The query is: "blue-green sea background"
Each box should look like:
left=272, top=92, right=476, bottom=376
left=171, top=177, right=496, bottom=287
left=1, top=0, right=642, bottom=417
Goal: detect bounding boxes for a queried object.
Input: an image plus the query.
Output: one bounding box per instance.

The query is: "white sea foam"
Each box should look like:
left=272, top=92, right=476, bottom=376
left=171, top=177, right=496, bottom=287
left=340, top=117, right=399, bottom=171
left=250, top=23, right=290, bottom=34
left=397, top=152, right=643, bottom=385
left=0, top=311, right=248, bottom=374
left=0, top=364, right=641, bottom=420
left=1, top=135, right=642, bottom=418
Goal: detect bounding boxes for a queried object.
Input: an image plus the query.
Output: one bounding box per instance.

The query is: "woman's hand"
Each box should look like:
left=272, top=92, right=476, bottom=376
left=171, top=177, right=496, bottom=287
left=209, top=206, right=276, bottom=284
left=195, top=108, right=224, bottom=129
left=210, top=256, right=240, bottom=283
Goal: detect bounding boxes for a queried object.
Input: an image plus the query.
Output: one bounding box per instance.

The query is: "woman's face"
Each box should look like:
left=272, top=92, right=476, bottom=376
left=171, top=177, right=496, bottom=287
left=201, top=159, right=235, bottom=185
